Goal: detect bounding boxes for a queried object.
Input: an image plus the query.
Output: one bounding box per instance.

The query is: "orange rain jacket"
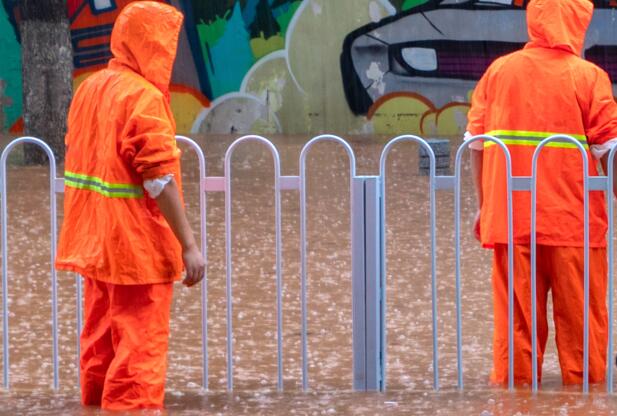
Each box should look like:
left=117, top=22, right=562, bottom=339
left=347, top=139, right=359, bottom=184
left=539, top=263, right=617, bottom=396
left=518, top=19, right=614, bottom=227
left=467, top=0, right=617, bottom=248
left=56, top=1, right=184, bottom=284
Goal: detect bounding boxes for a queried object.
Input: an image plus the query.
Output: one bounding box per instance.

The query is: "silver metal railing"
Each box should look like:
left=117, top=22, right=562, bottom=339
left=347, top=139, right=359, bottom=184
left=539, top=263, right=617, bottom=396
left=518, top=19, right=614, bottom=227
left=1, top=137, right=60, bottom=390
left=0, top=134, right=613, bottom=395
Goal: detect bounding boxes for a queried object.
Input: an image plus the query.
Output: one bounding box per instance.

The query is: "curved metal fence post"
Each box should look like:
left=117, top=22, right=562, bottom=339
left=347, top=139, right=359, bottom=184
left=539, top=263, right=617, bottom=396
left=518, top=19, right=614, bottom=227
left=76, top=274, right=82, bottom=390
left=175, top=135, right=209, bottom=390
left=531, top=135, right=590, bottom=393
left=607, top=146, right=617, bottom=393
left=1, top=137, right=59, bottom=390
left=1, top=145, right=6, bottom=391
left=224, top=135, right=283, bottom=392
left=454, top=135, right=514, bottom=391
left=379, top=135, right=439, bottom=391
left=299, top=135, right=356, bottom=391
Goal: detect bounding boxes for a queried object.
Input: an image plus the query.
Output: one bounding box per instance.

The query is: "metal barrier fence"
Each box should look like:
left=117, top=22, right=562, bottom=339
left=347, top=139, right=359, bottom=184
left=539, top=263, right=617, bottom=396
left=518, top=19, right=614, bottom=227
left=0, top=134, right=615, bottom=395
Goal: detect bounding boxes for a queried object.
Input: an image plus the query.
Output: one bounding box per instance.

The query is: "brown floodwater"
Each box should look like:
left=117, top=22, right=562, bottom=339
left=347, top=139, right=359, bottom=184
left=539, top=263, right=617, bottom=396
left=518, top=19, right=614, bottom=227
left=0, top=134, right=616, bottom=415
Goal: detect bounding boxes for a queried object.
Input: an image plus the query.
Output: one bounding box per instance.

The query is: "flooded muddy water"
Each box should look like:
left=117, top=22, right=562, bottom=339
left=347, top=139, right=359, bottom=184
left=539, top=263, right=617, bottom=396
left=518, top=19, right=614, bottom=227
left=0, top=134, right=616, bottom=415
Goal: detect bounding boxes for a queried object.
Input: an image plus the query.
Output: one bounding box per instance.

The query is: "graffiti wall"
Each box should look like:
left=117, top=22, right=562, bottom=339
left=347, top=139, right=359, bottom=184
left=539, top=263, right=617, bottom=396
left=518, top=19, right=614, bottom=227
left=1, top=0, right=617, bottom=137
left=0, top=0, right=21, bottom=132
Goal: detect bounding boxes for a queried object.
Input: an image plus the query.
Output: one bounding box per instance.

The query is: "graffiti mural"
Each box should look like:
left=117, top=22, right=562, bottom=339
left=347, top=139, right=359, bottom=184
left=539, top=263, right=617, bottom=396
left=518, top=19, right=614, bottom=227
left=66, top=0, right=212, bottom=133
left=187, top=0, right=302, bottom=133
left=191, top=0, right=300, bottom=97
left=0, top=0, right=21, bottom=132
left=2, top=0, right=617, bottom=136
left=341, top=0, right=617, bottom=135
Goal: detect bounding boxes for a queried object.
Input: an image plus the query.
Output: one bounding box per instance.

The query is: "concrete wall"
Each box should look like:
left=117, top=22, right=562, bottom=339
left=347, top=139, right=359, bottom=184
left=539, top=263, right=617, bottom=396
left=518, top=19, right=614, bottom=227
left=2, top=0, right=617, bottom=136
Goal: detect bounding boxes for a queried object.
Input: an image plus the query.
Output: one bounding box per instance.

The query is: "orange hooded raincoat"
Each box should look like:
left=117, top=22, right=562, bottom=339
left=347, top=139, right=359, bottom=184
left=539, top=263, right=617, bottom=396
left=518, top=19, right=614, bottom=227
left=55, top=1, right=185, bottom=409
left=56, top=1, right=184, bottom=285
left=467, top=0, right=617, bottom=385
left=468, top=0, right=617, bottom=248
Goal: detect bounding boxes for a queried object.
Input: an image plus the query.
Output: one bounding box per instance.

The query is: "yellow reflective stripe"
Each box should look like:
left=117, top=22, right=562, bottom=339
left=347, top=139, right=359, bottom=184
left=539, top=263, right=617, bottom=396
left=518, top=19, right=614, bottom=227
left=64, top=171, right=143, bottom=198
left=65, top=171, right=142, bottom=190
left=65, top=179, right=143, bottom=199
left=483, top=130, right=589, bottom=150
left=486, top=130, right=587, bottom=142
left=484, top=139, right=589, bottom=150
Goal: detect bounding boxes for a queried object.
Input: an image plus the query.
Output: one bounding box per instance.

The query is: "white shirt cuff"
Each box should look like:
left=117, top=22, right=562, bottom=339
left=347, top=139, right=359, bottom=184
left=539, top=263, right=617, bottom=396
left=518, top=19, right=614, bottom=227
left=590, top=138, right=617, bottom=160
left=143, top=174, right=174, bottom=198
left=464, top=131, right=484, bottom=151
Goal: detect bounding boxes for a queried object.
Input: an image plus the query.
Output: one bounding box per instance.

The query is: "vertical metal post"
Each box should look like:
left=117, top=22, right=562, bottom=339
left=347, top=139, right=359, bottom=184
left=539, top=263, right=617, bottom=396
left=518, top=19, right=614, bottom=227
left=1, top=137, right=58, bottom=390
left=578, top=139, right=590, bottom=394
left=529, top=143, right=541, bottom=393
left=583, top=157, right=590, bottom=394
left=76, top=274, right=82, bottom=389
left=607, top=147, right=616, bottom=393
left=351, top=177, right=366, bottom=390
left=299, top=135, right=356, bottom=391
left=224, top=136, right=284, bottom=391
left=453, top=147, right=465, bottom=390
left=49, top=152, right=59, bottom=392
left=351, top=176, right=383, bottom=391
left=300, top=166, right=309, bottom=391
left=363, top=176, right=383, bottom=391
left=454, top=136, right=513, bottom=391
left=531, top=135, right=590, bottom=393
left=176, top=135, right=209, bottom=390
left=1, top=149, right=8, bottom=390
left=379, top=135, right=440, bottom=391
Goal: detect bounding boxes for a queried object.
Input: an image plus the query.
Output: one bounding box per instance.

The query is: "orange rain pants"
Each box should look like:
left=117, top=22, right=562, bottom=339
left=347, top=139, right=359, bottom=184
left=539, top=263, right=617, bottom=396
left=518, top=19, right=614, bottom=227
left=491, top=244, right=607, bottom=385
left=80, top=278, right=174, bottom=410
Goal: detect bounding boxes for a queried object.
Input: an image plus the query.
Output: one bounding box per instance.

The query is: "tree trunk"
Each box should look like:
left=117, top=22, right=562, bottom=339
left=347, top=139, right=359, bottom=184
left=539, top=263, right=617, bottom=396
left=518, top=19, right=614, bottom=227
left=20, top=0, right=73, bottom=164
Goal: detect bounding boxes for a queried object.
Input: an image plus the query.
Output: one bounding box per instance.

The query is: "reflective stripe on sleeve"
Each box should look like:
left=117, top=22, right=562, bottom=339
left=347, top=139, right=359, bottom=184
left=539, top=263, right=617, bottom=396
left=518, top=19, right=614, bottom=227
left=64, top=171, right=144, bottom=198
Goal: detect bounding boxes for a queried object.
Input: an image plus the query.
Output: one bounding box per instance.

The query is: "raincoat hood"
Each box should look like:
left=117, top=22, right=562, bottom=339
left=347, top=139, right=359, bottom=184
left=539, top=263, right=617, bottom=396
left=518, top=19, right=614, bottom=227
left=109, top=1, right=183, bottom=94
left=526, top=0, right=593, bottom=55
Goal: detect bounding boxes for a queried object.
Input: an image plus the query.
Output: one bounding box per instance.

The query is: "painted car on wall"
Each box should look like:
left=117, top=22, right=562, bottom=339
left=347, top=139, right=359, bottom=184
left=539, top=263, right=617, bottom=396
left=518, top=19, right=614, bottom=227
left=3, top=0, right=616, bottom=135
left=341, top=0, right=617, bottom=116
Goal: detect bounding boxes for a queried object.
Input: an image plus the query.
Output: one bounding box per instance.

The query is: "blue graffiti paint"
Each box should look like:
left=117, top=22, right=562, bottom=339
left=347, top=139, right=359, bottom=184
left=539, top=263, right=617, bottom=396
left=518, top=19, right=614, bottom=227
left=271, top=1, right=293, bottom=19
left=242, top=0, right=260, bottom=26
left=206, top=2, right=255, bottom=98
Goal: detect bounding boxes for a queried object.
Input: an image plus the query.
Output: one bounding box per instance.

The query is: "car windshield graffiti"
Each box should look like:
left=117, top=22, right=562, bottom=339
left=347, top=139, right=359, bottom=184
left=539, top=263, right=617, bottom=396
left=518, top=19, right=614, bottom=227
left=341, top=0, right=617, bottom=115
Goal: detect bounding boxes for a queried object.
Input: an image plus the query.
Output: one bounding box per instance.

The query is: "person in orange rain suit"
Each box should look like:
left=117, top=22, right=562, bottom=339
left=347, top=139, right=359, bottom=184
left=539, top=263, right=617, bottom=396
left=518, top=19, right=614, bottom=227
left=55, top=2, right=205, bottom=410
left=467, top=0, right=617, bottom=385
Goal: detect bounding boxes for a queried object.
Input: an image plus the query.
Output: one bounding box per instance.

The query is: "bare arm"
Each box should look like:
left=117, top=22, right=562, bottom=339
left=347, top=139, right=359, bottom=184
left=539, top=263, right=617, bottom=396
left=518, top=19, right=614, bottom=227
left=470, top=148, right=484, bottom=241
left=470, top=148, right=484, bottom=207
left=154, top=177, right=205, bottom=287
left=600, top=153, right=617, bottom=199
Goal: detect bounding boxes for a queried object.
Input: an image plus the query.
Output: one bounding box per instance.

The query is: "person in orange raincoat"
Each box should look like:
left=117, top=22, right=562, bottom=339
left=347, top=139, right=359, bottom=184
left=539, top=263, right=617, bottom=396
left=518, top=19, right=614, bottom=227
left=468, top=0, right=617, bottom=385
left=55, top=1, right=205, bottom=410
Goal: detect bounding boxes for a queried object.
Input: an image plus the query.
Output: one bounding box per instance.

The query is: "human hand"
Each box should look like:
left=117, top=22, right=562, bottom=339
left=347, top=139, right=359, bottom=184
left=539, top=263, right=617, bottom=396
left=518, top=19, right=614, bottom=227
left=473, top=209, right=481, bottom=242
left=182, top=245, right=205, bottom=287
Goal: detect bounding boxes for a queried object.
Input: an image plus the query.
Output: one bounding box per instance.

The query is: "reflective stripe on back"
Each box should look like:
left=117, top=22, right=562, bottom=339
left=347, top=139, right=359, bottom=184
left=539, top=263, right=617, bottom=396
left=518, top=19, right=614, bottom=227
left=484, top=130, right=588, bottom=150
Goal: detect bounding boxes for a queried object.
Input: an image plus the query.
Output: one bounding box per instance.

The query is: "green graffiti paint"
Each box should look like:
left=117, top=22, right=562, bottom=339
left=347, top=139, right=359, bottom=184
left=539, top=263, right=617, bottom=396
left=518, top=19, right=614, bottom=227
left=0, top=3, right=22, bottom=131
left=196, top=12, right=229, bottom=47
left=401, top=0, right=430, bottom=11
left=275, top=0, right=301, bottom=35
